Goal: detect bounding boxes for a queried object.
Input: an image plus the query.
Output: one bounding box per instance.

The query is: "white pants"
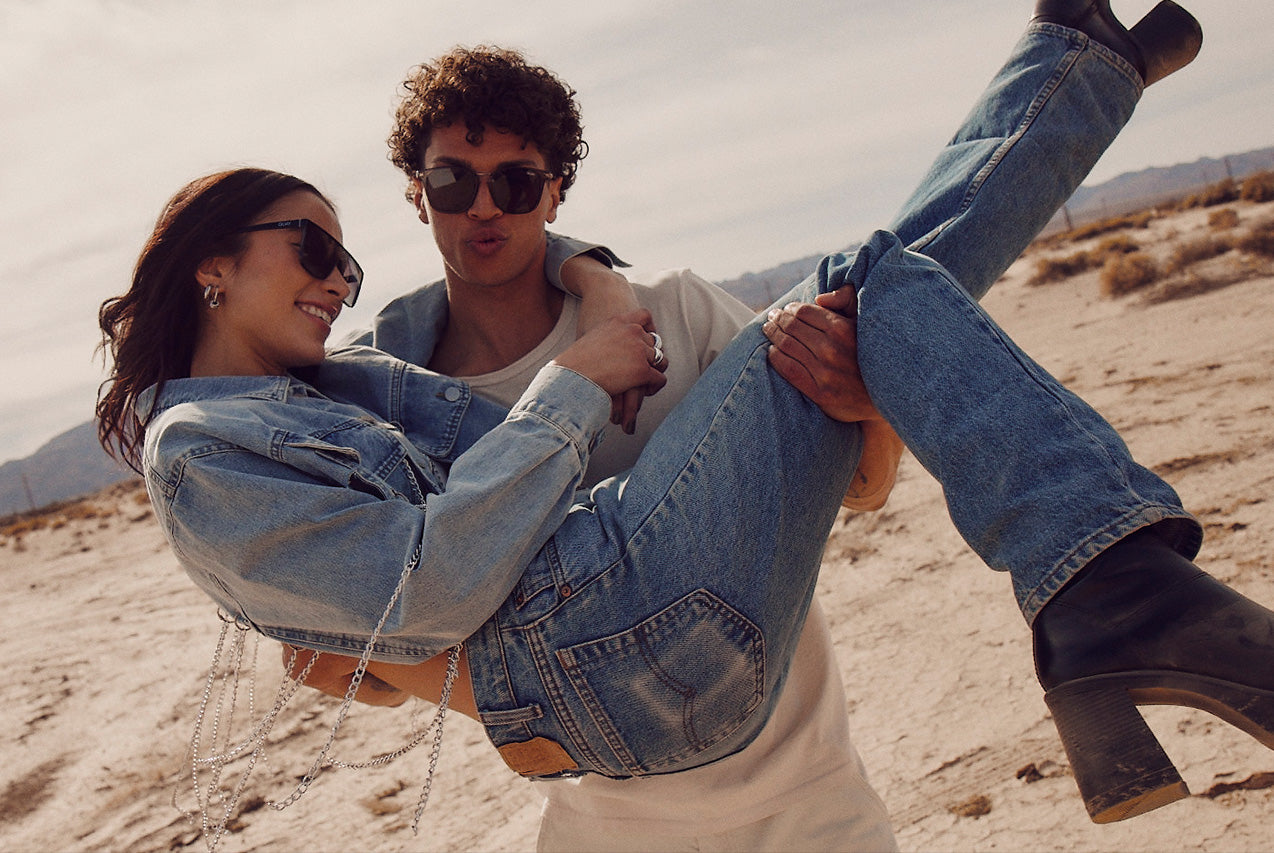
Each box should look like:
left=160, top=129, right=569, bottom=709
left=536, top=757, right=898, bottom=853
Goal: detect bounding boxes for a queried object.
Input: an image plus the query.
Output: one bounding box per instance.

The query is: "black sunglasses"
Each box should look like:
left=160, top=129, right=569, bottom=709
left=418, top=164, right=555, bottom=215
left=236, top=219, right=363, bottom=307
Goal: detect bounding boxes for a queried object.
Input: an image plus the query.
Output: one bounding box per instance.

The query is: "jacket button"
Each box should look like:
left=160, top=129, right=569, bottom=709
left=443, top=386, right=462, bottom=402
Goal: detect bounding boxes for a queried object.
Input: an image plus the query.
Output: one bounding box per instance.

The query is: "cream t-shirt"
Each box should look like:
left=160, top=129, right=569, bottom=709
left=458, top=270, right=868, bottom=836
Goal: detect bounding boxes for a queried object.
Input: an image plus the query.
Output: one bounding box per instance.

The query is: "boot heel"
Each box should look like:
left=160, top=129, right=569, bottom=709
left=1044, top=678, right=1189, bottom=823
left=1130, top=1, right=1204, bottom=85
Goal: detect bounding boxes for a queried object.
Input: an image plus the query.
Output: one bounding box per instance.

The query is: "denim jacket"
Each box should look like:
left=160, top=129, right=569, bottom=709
left=141, top=233, right=622, bottom=661
left=141, top=347, right=612, bottom=663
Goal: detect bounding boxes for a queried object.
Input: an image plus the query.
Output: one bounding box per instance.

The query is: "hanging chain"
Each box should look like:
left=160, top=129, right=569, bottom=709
left=176, top=538, right=458, bottom=850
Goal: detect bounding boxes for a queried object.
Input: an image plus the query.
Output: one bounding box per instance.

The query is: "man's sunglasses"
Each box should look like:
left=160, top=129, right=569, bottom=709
left=236, top=219, right=363, bottom=307
left=417, top=165, right=555, bottom=215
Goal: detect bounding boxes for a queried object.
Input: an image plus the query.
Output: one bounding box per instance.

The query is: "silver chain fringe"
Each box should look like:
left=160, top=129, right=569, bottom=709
left=176, top=542, right=458, bottom=851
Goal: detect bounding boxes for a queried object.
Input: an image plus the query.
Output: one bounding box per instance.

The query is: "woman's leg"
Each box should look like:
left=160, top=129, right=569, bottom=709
left=467, top=223, right=1187, bottom=778
left=888, top=22, right=1142, bottom=298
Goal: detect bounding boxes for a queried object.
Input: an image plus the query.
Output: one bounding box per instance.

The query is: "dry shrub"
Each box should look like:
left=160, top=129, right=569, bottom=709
left=1062, top=211, right=1155, bottom=242
left=1208, top=207, right=1240, bottom=230
left=1240, top=170, right=1274, bottom=203
left=1100, top=252, right=1160, bottom=298
left=1029, top=234, right=1139, bottom=285
left=1029, top=251, right=1094, bottom=285
left=1093, top=233, right=1140, bottom=258
left=1179, top=178, right=1239, bottom=210
left=1236, top=219, right=1274, bottom=257
left=1166, top=235, right=1233, bottom=274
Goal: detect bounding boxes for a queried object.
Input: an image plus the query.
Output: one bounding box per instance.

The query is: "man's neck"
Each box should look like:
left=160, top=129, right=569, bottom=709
left=428, top=276, right=565, bottom=376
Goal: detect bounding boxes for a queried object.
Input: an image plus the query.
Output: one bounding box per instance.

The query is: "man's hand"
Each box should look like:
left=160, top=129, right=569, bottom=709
left=762, top=286, right=882, bottom=424
left=282, top=644, right=409, bottom=707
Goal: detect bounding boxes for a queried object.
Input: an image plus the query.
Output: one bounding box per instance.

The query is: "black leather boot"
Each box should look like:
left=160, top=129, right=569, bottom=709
left=1034, top=528, right=1274, bottom=822
left=1032, top=0, right=1203, bottom=86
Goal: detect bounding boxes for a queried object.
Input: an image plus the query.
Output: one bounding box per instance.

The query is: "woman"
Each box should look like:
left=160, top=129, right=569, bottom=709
left=98, top=0, right=1273, bottom=842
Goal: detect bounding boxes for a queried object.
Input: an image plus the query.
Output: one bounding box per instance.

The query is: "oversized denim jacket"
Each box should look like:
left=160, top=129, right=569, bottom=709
left=142, top=350, right=611, bottom=662
left=141, top=235, right=616, bottom=662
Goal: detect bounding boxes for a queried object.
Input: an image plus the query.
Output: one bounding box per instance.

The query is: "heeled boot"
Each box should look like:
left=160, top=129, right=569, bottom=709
left=1032, top=0, right=1203, bottom=86
left=1033, top=528, right=1274, bottom=822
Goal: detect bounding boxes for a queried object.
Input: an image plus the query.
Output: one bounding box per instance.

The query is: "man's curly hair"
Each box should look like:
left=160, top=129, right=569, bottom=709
left=388, top=46, right=588, bottom=204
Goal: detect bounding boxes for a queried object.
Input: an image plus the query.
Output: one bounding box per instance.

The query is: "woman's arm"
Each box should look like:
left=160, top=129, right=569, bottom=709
left=155, top=331, right=670, bottom=663
left=559, top=253, right=665, bottom=435
left=282, top=644, right=411, bottom=707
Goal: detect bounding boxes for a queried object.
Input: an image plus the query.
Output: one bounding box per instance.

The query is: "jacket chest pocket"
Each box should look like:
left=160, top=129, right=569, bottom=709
left=281, top=419, right=442, bottom=505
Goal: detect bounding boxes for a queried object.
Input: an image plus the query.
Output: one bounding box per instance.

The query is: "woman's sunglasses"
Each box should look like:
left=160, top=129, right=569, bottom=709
left=237, top=219, right=363, bottom=307
left=417, top=165, right=555, bottom=215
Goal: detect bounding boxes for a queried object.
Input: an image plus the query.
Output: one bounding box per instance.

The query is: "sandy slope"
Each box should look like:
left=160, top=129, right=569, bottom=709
left=2, top=202, right=1272, bottom=852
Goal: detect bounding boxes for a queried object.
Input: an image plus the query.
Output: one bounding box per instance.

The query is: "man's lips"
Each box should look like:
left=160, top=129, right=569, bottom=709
left=466, top=229, right=508, bottom=255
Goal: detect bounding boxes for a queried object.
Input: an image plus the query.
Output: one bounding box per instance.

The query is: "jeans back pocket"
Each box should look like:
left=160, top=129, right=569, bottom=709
left=556, top=589, right=764, bottom=774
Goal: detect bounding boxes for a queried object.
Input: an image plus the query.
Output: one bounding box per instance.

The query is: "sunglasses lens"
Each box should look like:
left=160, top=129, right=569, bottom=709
left=298, top=224, right=335, bottom=278
left=491, top=167, right=548, bottom=215
left=423, top=166, right=479, bottom=214
left=299, top=223, right=362, bottom=307
left=422, top=166, right=549, bottom=214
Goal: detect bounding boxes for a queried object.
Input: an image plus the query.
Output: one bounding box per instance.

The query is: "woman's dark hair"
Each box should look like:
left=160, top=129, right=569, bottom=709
left=388, top=46, right=588, bottom=202
left=96, top=167, right=331, bottom=472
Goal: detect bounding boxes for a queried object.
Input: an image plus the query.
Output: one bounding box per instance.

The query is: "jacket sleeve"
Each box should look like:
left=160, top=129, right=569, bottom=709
left=151, top=365, right=613, bottom=662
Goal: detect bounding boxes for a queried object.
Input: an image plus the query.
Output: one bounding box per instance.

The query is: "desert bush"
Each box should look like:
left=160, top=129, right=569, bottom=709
left=1179, top=178, right=1239, bottom=210
left=1029, top=252, right=1093, bottom=285
left=1166, top=235, right=1234, bottom=273
left=1100, top=252, right=1160, bottom=297
left=1029, top=234, right=1140, bottom=285
left=1208, top=207, right=1240, bottom=230
left=1239, top=170, right=1274, bottom=203
left=1061, top=211, right=1155, bottom=242
left=1092, top=233, right=1140, bottom=258
left=1236, top=219, right=1274, bottom=257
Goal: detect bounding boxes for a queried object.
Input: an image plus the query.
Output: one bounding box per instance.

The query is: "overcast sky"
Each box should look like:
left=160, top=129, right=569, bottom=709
left=3, top=0, right=1271, bottom=465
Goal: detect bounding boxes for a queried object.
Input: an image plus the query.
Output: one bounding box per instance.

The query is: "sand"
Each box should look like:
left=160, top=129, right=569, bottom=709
left=3, top=201, right=1273, bottom=852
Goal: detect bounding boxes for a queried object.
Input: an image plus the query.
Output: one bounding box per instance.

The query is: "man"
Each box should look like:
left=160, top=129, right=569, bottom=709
left=353, top=46, right=901, bottom=852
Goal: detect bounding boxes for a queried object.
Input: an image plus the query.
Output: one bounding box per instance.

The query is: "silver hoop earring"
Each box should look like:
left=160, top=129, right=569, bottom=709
left=203, top=284, right=222, bottom=309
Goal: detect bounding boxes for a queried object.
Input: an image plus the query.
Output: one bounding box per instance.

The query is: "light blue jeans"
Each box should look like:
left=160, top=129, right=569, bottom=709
left=465, top=25, right=1203, bottom=779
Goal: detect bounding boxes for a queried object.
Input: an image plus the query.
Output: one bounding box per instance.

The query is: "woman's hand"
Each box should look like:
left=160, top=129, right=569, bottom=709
left=561, top=255, right=641, bottom=336
left=552, top=309, right=668, bottom=408
left=560, top=256, right=665, bottom=434
left=762, top=286, right=883, bottom=424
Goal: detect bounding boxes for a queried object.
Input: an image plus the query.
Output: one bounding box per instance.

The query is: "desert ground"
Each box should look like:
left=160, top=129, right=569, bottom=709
left=3, top=197, right=1273, bottom=852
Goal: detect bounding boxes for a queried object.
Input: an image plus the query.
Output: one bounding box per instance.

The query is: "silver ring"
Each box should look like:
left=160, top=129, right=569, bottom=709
left=650, top=332, right=665, bottom=365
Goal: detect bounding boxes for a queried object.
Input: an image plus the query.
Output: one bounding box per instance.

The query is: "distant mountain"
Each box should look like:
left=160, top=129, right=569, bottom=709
left=5, top=145, right=1272, bottom=515
left=1057, top=146, right=1274, bottom=226
left=716, top=145, right=1274, bottom=308
left=0, top=421, right=135, bottom=517
left=712, top=251, right=833, bottom=311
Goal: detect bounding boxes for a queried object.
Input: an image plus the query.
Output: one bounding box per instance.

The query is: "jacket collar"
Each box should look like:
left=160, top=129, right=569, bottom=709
left=137, top=374, right=297, bottom=420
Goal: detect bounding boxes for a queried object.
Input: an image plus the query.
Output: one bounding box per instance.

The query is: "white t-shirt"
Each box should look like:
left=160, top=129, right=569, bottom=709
left=458, top=270, right=879, bottom=839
